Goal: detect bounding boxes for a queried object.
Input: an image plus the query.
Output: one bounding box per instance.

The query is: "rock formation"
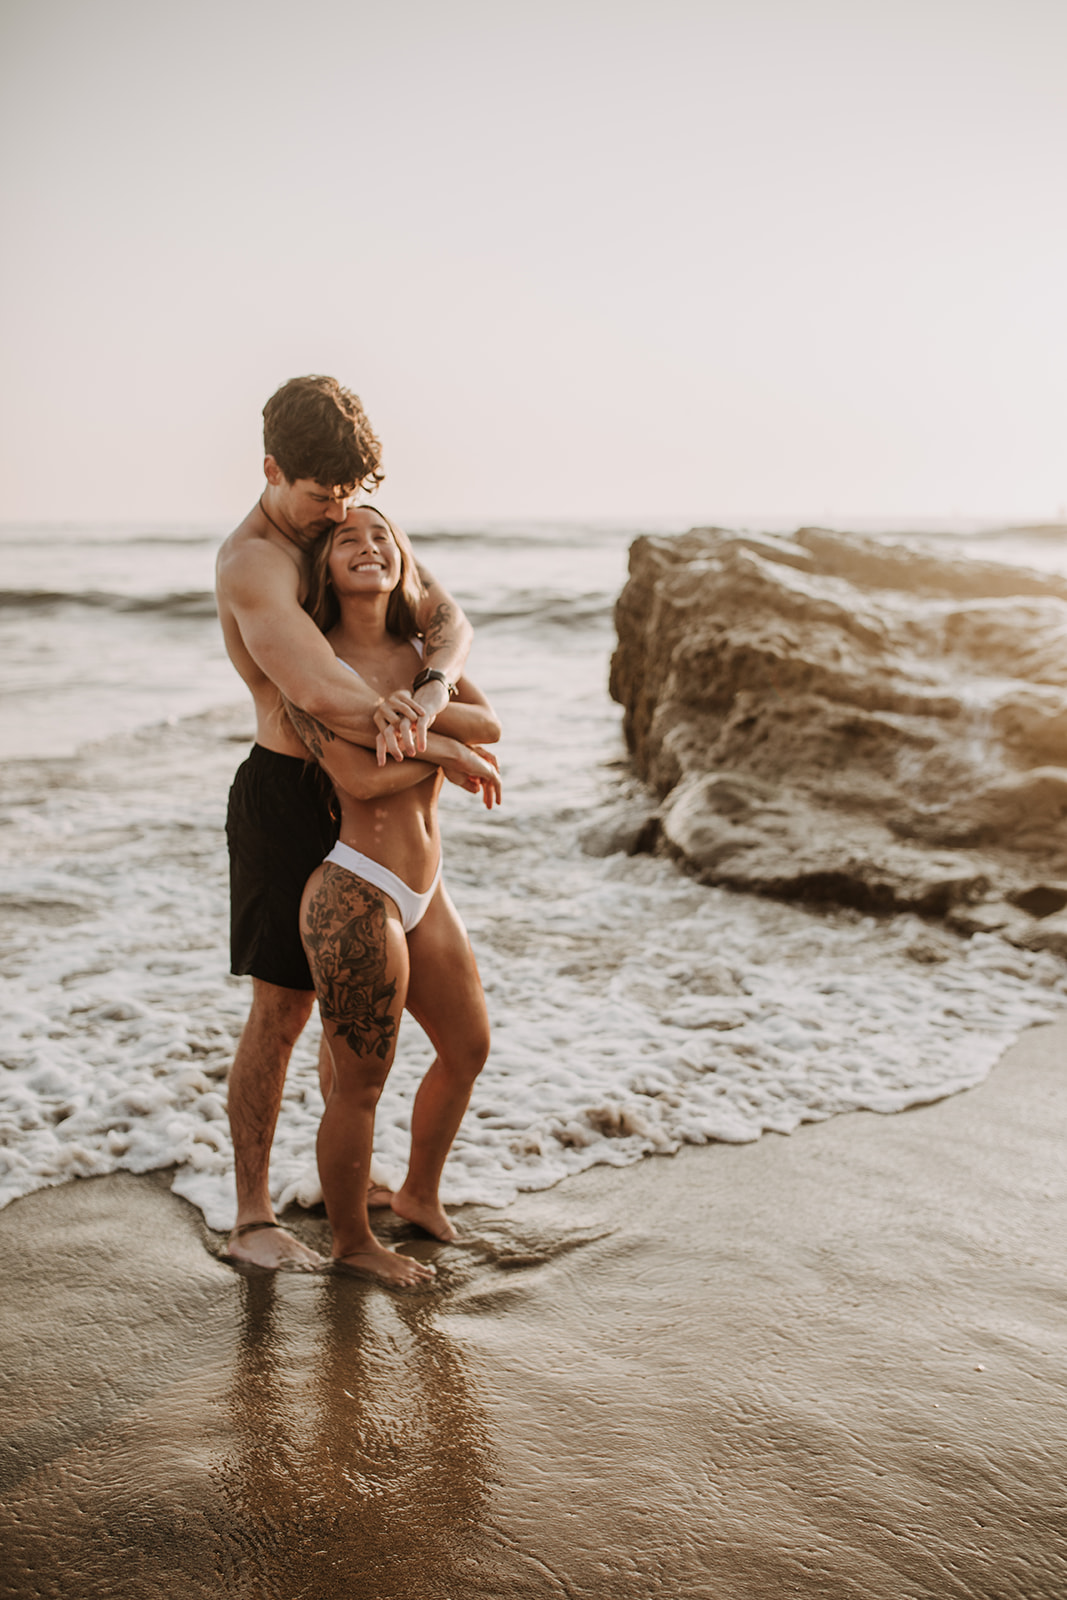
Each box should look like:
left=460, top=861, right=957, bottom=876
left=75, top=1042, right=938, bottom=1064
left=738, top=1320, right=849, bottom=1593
left=605, top=526, right=1067, bottom=954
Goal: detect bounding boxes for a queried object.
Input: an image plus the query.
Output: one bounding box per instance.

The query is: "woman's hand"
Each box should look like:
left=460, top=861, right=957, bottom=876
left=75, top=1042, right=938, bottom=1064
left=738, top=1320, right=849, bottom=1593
left=373, top=690, right=432, bottom=764
left=439, top=744, right=502, bottom=810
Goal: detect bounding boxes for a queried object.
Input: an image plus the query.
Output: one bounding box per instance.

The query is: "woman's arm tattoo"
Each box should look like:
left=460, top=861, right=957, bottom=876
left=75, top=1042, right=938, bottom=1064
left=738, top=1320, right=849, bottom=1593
left=302, top=867, right=398, bottom=1060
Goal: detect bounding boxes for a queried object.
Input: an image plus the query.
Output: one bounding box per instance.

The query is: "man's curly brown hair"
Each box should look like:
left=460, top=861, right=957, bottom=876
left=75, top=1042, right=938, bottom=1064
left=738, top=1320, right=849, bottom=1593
left=263, top=375, right=385, bottom=491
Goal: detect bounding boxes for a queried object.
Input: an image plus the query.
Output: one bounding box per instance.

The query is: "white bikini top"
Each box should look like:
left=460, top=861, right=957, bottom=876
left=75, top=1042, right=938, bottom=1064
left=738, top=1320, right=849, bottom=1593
left=335, top=638, right=423, bottom=676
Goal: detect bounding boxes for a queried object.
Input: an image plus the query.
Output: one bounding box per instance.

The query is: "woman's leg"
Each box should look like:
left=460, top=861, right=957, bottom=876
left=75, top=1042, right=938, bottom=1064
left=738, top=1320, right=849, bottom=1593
left=391, top=885, right=491, bottom=1242
left=316, top=1030, right=394, bottom=1208
left=301, top=863, right=435, bottom=1287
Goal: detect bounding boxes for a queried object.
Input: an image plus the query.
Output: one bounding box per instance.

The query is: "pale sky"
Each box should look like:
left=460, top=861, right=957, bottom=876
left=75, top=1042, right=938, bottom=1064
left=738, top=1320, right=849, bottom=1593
left=1, top=0, right=1064, bottom=526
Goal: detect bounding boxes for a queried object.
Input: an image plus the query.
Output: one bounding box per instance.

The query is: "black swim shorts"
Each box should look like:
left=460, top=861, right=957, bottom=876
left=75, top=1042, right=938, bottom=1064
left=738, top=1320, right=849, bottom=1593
left=226, top=744, right=339, bottom=991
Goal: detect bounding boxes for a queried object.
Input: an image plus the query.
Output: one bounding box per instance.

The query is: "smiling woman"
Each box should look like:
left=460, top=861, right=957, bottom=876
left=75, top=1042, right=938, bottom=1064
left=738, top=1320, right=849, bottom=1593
left=303, top=504, right=429, bottom=639
left=284, top=506, right=502, bottom=1288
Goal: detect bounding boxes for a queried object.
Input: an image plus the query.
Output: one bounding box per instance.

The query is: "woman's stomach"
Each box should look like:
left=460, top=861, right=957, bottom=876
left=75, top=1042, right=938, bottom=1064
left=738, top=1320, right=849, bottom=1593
left=336, top=786, right=441, bottom=893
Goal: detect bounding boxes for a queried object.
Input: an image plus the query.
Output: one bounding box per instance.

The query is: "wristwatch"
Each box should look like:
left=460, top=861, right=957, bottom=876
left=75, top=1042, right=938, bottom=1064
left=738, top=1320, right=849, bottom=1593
left=413, top=667, right=458, bottom=699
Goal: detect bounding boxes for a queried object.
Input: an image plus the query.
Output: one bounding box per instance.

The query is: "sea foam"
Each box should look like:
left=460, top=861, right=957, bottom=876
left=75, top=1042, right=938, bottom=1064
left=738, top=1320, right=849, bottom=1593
left=1, top=699, right=1062, bottom=1232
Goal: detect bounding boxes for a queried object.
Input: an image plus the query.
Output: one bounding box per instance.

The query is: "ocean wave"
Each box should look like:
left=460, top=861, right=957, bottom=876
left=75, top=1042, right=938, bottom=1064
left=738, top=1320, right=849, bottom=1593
left=413, top=524, right=641, bottom=550
left=0, top=588, right=218, bottom=618
left=465, top=590, right=616, bottom=631
left=0, top=584, right=614, bottom=631
left=0, top=525, right=222, bottom=546
left=119, top=533, right=222, bottom=546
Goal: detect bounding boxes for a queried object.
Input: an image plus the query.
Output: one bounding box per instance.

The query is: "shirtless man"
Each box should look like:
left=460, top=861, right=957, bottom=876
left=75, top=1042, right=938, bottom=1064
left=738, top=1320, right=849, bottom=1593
left=215, top=375, right=472, bottom=1270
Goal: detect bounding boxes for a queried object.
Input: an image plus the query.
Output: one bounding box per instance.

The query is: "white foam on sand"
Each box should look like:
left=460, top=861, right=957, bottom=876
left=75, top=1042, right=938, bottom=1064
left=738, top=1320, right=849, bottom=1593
left=1, top=705, right=1063, bottom=1232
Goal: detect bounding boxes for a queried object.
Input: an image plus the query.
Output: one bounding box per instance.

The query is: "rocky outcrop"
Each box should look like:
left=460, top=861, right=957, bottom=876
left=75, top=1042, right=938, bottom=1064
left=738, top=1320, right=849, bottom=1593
left=606, top=526, right=1067, bottom=950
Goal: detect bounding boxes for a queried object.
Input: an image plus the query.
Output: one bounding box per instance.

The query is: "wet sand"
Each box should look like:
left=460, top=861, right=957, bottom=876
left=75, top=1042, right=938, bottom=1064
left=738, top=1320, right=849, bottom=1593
left=2, top=1021, right=1066, bottom=1600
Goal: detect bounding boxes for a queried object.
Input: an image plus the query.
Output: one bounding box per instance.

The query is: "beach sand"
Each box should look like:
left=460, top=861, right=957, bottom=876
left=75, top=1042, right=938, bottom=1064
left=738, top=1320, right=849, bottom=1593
left=2, top=1019, right=1065, bottom=1600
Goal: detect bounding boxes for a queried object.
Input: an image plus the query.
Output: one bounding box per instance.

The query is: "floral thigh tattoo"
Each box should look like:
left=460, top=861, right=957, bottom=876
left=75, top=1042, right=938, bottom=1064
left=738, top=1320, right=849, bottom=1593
left=303, top=864, right=398, bottom=1061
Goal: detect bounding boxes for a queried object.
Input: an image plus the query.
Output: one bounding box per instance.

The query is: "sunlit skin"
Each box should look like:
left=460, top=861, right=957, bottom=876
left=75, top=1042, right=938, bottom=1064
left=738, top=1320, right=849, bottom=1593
left=258, top=471, right=438, bottom=750
left=289, top=507, right=501, bottom=1288
left=215, top=459, right=474, bottom=1273
left=329, top=509, right=403, bottom=589
left=258, top=467, right=435, bottom=755
left=261, top=459, right=358, bottom=546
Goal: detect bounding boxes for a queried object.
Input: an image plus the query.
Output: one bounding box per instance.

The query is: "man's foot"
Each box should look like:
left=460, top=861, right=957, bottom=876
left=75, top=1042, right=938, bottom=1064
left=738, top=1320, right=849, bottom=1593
left=367, top=1182, right=395, bottom=1209
left=390, top=1188, right=457, bottom=1243
left=225, top=1220, right=325, bottom=1272
left=332, top=1241, right=437, bottom=1289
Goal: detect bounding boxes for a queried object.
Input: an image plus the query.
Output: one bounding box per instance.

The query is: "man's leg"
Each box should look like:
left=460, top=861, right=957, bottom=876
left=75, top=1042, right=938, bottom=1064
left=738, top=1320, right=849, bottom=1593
left=226, top=977, right=323, bottom=1270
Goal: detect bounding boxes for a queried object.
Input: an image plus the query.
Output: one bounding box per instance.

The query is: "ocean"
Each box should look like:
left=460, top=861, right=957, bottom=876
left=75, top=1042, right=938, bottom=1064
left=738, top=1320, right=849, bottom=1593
left=2, top=517, right=1065, bottom=1231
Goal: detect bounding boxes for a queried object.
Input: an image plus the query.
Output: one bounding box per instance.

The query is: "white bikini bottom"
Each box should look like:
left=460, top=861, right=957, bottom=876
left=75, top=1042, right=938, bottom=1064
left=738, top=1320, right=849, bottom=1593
left=323, top=840, right=442, bottom=932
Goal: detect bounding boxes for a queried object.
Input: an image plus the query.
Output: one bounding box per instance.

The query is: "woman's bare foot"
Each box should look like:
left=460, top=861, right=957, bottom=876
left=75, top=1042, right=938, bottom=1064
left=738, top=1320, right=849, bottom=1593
left=332, top=1240, right=437, bottom=1289
left=225, top=1220, right=325, bottom=1272
left=367, top=1182, right=395, bottom=1209
left=390, top=1188, right=457, bottom=1243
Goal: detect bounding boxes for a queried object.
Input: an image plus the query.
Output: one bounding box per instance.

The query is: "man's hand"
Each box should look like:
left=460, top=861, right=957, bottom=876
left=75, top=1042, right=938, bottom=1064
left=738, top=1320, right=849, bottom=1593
left=373, top=690, right=426, bottom=764
left=374, top=679, right=451, bottom=764
left=439, top=745, right=502, bottom=810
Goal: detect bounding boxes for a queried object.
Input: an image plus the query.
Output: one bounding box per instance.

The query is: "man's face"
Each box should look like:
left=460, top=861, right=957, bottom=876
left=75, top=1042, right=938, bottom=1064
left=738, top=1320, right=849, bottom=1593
left=278, top=477, right=359, bottom=538
left=263, top=457, right=359, bottom=539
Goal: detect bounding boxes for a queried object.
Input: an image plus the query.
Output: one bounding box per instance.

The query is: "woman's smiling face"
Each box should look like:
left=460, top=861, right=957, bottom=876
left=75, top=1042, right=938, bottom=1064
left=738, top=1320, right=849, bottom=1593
left=328, top=507, right=402, bottom=595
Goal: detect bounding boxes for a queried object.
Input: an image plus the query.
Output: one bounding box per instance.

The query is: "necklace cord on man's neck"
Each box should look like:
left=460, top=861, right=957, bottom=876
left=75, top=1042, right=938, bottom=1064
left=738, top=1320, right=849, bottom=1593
left=258, top=493, right=296, bottom=543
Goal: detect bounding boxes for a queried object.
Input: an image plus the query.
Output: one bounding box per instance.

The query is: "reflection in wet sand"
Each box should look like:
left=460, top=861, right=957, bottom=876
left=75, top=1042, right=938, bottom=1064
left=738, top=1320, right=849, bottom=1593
left=212, top=1272, right=495, bottom=1598
left=5, top=1016, right=1067, bottom=1600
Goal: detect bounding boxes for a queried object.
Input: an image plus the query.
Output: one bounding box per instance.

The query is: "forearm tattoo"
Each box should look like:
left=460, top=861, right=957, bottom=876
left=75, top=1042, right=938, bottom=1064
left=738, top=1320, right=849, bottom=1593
left=422, top=601, right=455, bottom=663
left=283, top=697, right=336, bottom=765
left=302, top=866, right=398, bottom=1061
